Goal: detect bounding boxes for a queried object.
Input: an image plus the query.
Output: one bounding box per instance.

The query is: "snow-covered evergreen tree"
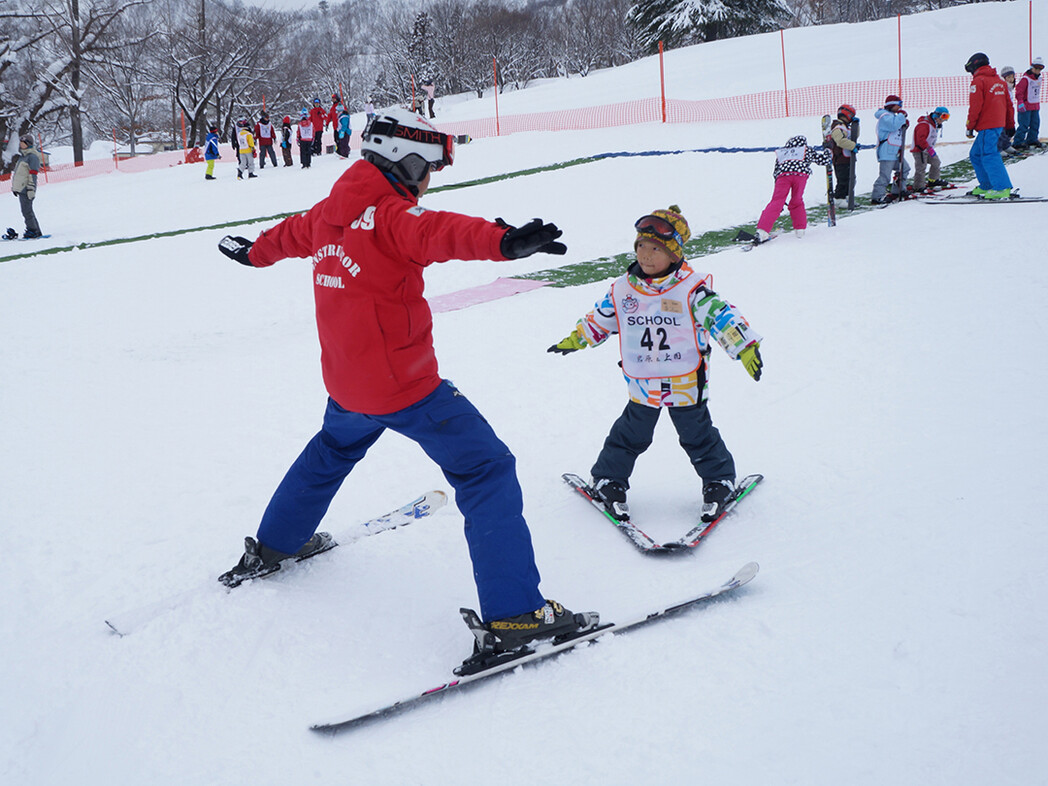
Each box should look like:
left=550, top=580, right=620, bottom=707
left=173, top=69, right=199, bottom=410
left=627, top=0, right=792, bottom=52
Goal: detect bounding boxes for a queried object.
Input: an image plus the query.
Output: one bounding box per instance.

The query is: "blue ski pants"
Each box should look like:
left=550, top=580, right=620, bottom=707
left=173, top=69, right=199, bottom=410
left=1015, top=110, right=1040, bottom=147
left=256, top=380, right=545, bottom=622
left=969, top=128, right=1012, bottom=190
left=590, top=400, right=735, bottom=488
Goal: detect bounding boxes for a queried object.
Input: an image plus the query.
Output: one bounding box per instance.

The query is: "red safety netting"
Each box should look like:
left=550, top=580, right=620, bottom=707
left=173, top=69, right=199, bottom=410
left=437, top=76, right=972, bottom=138
left=0, top=75, right=974, bottom=192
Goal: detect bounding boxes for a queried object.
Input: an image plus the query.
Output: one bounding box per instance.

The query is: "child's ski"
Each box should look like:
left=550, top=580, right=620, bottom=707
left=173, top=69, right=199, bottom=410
left=562, top=473, right=762, bottom=553
left=664, top=474, right=764, bottom=549
left=734, top=229, right=778, bottom=251
left=821, top=115, right=837, bottom=227
left=104, top=490, right=448, bottom=635
left=310, top=561, right=760, bottom=735
left=561, top=473, right=663, bottom=552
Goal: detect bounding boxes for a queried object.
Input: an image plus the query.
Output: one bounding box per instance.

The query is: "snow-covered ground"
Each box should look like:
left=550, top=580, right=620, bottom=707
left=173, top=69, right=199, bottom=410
left=3, top=4, right=1046, bottom=784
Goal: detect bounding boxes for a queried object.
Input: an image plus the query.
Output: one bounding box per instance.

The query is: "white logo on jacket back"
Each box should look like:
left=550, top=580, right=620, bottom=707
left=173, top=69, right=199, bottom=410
left=313, top=243, right=360, bottom=288
left=351, top=206, right=376, bottom=230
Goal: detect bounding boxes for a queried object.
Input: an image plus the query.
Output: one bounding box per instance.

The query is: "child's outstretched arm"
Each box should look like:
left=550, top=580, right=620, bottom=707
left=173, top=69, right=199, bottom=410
left=694, top=291, right=763, bottom=379
left=547, top=288, right=618, bottom=355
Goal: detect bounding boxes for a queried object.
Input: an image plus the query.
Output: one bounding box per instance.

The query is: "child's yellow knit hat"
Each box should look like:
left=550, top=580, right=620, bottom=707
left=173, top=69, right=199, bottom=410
left=634, top=205, right=691, bottom=261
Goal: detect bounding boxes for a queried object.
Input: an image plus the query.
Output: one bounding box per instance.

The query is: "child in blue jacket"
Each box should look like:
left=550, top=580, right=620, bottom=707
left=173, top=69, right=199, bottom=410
left=871, top=95, right=910, bottom=202
left=204, top=125, right=221, bottom=180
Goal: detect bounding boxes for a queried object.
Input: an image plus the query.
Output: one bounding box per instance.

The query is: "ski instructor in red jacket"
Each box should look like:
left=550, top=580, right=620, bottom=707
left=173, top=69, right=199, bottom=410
left=217, top=107, right=595, bottom=656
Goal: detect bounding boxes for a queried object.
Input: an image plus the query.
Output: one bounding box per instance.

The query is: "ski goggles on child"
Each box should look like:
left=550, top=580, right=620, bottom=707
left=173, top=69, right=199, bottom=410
left=635, top=214, right=683, bottom=245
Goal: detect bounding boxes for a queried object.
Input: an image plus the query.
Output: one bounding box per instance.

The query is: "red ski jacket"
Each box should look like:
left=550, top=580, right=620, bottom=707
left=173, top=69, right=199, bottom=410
left=967, top=65, right=1015, bottom=132
left=248, top=160, right=509, bottom=414
left=309, top=106, right=327, bottom=132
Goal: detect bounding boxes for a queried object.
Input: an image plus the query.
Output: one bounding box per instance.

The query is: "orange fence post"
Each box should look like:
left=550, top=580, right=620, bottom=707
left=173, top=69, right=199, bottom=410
left=113, top=128, right=118, bottom=169
left=38, top=133, right=48, bottom=182
left=897, top=14, right=903, bottom=98
left=181, top=110, right=188, bottom=162
left=780, top=30, right=789, bottom=117
left=493, top=58, right=500, bottom=136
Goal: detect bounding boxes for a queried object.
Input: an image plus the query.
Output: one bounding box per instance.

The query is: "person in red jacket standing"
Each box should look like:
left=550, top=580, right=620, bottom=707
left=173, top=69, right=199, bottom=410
left=308, top=97, right=327, bottom=156
left=1013, top=57, right=1044, bottom=149
left=965, top=52, right=1016, bottom=199
left=217, top=108, right=595, bottom=657
left=327, top=93, right=341, bottom=132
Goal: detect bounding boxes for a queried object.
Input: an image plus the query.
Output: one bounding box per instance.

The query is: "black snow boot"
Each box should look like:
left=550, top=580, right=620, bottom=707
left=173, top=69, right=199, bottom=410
left=592, top=478, right=630, bottom=521
left=218, top=532, right=336, bottom=587
left=701, top=480, right=735, bottom=523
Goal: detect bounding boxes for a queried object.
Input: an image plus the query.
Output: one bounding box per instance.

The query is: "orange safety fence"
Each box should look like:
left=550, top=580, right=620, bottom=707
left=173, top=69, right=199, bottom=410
left=0, top=75, right=973, bottom=193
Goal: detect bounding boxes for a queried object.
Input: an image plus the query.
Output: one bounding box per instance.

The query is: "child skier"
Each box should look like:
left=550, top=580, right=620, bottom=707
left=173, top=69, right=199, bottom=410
left=754, top=135, right=831, bottom=241
left=911, top=107, right=950, bottom=191
left=548, top=206, right=763, bottom=523
left=280, top=116, right=294, bottom=167
left=204, top=125, right=221, bottom=180
left=1014, top=57, right=1044, bottom=150
left=871, top=95, right=910, bottom=203
left=236, top=118, right=257, bottom=179
left=335, top=107, right=351, bottom=158
left=254, top=112, right=278, bottom=169
left=828, top=104, right=858, bottom=207
left=296, top=109, right=314, bottom=168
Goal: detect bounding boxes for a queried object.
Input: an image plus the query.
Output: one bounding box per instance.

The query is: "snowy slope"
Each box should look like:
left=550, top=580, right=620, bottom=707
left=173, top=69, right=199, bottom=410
left=2, top=4, right=1047, bottom=784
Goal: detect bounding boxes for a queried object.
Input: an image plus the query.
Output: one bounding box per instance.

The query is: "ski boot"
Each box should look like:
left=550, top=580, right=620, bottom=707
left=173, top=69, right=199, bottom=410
left=701, top=479, right=735, bottom=523
left=22, top=229, right=42, bottom=239
left=218, top=532, right=336, bottom=587
left=592, top=478, right=630, bottom=521
left=455, top=600, right=601, bottom=675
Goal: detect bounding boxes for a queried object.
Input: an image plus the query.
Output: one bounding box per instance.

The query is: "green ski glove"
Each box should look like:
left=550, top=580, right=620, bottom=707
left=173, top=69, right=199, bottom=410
left=739, top=344, right=762, bottom=381
left=547, top=332, right=586, bottom=354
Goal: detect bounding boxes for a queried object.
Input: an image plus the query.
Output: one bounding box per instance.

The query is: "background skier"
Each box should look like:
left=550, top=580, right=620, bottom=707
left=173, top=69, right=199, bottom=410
left=965, top=52, right=1015, bottom=199
left=754, top=135, right=831, bottom=240
left=871, top=95, right=910, bottom=203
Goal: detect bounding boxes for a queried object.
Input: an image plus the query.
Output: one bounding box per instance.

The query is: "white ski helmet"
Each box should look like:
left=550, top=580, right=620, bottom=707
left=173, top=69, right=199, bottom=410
left=361, top=107, right=454, bottom=194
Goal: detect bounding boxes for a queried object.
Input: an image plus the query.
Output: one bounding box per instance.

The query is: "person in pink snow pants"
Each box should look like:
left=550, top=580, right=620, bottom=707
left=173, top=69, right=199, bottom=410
left=755, top=135, right=831, bottom=241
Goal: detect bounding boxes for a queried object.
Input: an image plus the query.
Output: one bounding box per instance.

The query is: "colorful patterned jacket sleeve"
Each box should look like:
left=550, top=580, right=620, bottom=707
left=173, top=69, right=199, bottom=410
left=691, top=288, right=762, bottom=360
left=573, top=286, right=618, bottom=347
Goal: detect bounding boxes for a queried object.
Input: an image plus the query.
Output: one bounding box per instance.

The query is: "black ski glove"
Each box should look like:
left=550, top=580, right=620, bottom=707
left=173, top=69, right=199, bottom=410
left=498, top=218, right=567, bottom=259
left=219, top=235, right=255, bottom=266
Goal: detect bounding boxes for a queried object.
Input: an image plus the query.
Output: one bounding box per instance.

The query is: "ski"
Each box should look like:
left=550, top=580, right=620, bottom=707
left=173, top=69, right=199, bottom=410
left=1, top=227, right=51, bottom=239
left=821, top=115, right=837, bottom=227
left=847, top=118, right=860, bottom=211
left=561, top=472, right=762, bottom=553
left=891, top=123, right=908, bottom=199
left=922, top=194, right=1048, bottom=204
left=665, top=473, right=764, bottom=549
left=104, top=490, right=447, bottom=636
left=310, top=561, right=760, bottom=735
left=561, top=473, right=662, bottom=552
left=734, top=228, right=779, bottom=251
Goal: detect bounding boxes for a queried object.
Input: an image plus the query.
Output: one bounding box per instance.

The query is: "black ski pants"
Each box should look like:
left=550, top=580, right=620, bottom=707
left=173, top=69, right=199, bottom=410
left=590, top=400, right=735, bottom=487
left=832, top=157, right=852, bottom=199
